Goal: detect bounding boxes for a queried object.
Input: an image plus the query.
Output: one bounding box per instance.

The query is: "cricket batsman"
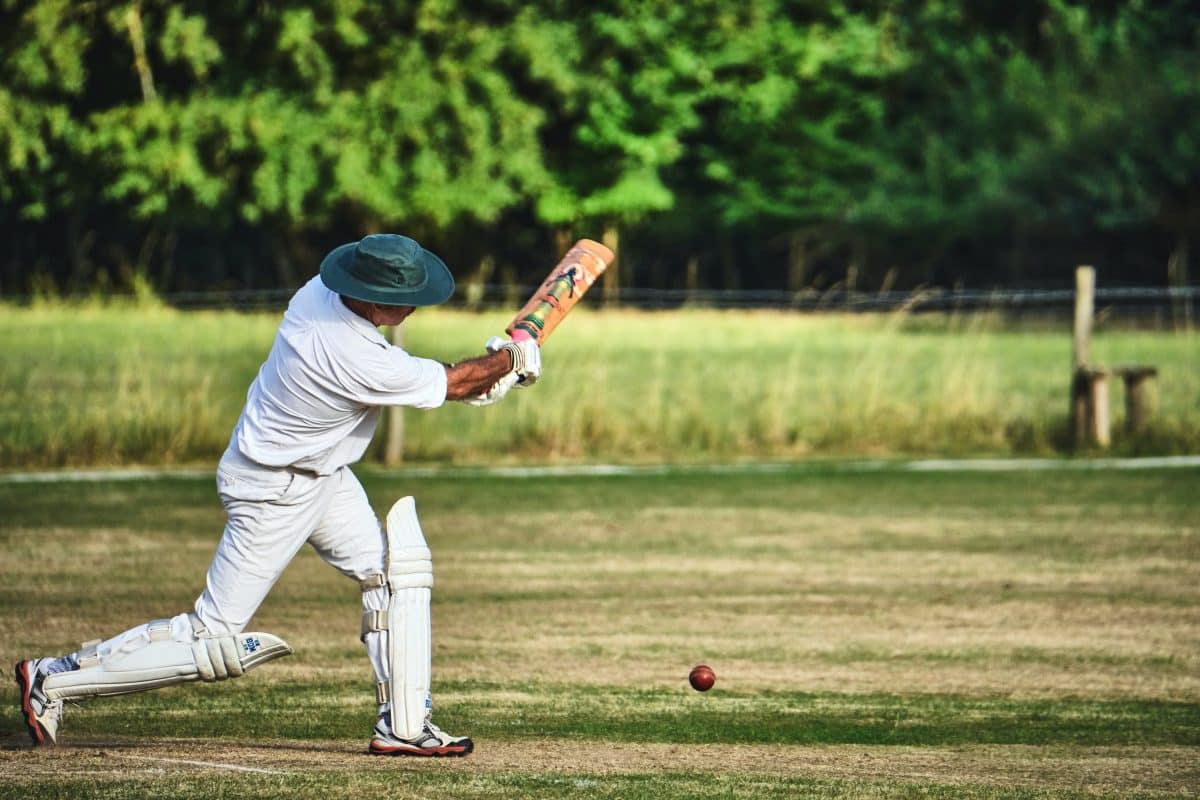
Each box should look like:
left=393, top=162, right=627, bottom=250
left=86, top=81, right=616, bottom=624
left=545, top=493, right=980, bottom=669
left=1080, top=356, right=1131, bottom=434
left=15, top=234, right=541, bottom=757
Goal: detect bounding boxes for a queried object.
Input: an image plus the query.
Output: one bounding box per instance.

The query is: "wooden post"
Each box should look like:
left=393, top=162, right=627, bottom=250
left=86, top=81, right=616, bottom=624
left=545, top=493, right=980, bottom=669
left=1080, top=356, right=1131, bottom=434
left=1071, top=370, right=1091, bottom=447
left=1073, top=266, right=1094, bottom=370
left=1118, top=367, right=1159, bottom=434
left=1167, top=235, right=1192, bottom=333
left=1070, top=266, right=1102, bottom=447
left=1071, top=367, right=1111, bottom=448
left=1089, top=370, right=1110, bottom=447
left=383, top=325, right=404, bottom=465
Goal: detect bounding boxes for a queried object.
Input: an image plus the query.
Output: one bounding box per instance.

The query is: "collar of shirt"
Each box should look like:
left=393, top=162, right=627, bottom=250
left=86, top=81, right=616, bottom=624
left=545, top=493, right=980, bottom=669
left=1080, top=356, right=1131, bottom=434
left=326, top=283, right=390, bottom=349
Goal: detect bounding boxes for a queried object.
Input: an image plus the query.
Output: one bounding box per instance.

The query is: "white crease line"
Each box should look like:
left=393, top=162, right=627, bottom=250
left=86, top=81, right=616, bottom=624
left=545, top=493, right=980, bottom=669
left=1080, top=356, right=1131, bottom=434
left=1, top=455, right=1198, bottom=484
left=0, top=468, right=211, bottom=483
left=897, top=455, right=1200, bottom=472
left=110, top=753, right=289, bottom=775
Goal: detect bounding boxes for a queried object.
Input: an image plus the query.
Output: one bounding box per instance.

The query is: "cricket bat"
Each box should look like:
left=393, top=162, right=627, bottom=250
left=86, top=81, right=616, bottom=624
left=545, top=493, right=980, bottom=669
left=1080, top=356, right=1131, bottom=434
left=507, top=239, right=613, bottom=344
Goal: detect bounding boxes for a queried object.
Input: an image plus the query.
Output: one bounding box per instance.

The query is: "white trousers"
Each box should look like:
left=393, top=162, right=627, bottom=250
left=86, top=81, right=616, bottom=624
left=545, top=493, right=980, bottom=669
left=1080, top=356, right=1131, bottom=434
left=83, top=446, right=393, bottom=710
left=197, top=446, right=387, bottom=633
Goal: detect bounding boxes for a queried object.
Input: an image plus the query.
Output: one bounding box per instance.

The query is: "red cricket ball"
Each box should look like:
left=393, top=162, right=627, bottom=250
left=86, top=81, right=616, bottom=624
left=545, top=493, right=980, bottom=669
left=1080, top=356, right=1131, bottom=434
left=689, top=664, right=716, bottom=692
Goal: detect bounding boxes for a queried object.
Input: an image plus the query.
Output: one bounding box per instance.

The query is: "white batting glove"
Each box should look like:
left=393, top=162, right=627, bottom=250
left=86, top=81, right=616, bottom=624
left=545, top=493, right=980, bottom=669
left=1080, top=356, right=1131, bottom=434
left=460, top=371, right=519, bottom=407
left=486, top=335, right=541, bottom=387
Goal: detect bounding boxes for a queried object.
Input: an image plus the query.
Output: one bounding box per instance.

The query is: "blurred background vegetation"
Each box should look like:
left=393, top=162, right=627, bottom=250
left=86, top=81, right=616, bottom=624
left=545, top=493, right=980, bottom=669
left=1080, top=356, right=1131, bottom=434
left=2, top=0, right=1197, bottom=298
left=2, top=305, right=1195, bottom=467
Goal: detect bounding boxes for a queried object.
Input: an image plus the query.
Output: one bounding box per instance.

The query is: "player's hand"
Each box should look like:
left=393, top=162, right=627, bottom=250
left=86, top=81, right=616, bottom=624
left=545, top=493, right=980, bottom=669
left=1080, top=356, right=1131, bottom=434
left=486, top=336, right=541, bottom=387
left=460, top=371, right=519, bottom=406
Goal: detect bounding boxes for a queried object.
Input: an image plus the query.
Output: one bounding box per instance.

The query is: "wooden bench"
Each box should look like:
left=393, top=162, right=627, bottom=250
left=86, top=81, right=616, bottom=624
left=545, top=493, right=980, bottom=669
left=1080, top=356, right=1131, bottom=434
left=1070, top=267, right=1159, bottom=447
left=1071, top=365, right=1158, bottom=447
left=1114, top=365, right=1158, bottom=434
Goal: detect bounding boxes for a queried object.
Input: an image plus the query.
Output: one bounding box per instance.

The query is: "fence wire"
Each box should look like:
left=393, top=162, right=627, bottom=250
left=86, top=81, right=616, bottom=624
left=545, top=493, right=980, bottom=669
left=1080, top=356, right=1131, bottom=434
left=8, top=284, right=1197, bottom=324
left=153, top=284, right=1198, bottom=322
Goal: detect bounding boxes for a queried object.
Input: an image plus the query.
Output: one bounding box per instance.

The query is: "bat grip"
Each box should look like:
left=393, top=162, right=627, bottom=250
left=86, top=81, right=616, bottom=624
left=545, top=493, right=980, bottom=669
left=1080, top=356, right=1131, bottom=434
left=509, top=327, right=535, bottom=343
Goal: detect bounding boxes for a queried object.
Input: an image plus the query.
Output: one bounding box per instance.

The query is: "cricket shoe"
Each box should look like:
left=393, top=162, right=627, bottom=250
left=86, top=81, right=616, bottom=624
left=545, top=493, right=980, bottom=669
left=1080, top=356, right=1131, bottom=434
left=369, top=716, right=474, bottom=757
left=15, top=659, right=64, bottom=746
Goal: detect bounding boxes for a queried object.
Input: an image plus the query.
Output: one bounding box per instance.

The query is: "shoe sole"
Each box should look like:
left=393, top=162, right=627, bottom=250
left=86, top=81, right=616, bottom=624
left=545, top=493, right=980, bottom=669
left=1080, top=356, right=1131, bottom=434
left=14, top=661, right=48, bottom=746
left=369, top=739, right=474, bottom=757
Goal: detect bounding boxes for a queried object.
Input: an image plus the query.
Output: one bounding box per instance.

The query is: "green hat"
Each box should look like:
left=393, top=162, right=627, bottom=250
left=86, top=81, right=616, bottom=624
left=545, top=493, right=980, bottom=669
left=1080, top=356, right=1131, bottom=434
left=319, top=234, right=455, bottom=306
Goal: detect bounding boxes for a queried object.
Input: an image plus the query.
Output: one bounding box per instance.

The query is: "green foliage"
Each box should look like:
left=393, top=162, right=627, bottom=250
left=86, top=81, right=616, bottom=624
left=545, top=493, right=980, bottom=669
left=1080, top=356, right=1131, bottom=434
left=690, top=2, right=895, bottom=229
left=856, top=1, right=1200, bottom=242
left=0, top=1, right=1197, bottom=293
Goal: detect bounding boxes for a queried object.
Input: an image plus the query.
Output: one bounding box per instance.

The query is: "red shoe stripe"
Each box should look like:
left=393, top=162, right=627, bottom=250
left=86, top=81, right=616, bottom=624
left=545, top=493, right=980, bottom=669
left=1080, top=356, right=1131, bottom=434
left=15, top=661, right=46, bottom=745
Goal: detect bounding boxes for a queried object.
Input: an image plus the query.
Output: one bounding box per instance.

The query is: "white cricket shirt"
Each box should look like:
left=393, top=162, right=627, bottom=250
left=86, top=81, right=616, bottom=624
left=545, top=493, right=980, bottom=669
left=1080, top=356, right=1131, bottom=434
left=230, top=276, right=447, bottom=474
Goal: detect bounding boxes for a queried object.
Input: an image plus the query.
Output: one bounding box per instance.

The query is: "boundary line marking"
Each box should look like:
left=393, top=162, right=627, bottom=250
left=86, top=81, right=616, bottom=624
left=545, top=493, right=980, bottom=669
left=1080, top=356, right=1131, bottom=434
left=1, top=455, right=1198, bottom=484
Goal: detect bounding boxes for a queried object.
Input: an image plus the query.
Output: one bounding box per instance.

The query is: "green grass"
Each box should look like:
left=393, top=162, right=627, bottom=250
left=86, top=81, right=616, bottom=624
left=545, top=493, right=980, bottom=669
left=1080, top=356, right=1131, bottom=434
left=1, top=303, right=1197, bottom=468
left=1, top=465, right=1197, bottom=797
left=59, top=681, right=1200, bottom=746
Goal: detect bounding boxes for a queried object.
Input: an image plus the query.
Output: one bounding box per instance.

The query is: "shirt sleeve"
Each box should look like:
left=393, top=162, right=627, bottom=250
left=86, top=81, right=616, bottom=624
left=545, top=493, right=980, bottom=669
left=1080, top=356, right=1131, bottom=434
left=344, top=344, right=448, bottom=409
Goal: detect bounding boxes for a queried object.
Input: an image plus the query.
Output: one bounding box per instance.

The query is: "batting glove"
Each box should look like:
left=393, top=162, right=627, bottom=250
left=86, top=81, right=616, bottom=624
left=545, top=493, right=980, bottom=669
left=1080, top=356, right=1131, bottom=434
left=461, top=372, right=519, bottom=407
left=486, top=336, right=541, bottom=386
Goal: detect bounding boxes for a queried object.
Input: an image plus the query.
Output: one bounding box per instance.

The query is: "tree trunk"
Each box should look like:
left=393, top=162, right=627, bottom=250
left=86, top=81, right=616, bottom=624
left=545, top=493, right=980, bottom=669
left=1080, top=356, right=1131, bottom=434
left=554, top=227, right=574, bottom=257
left=273, top=244, right=298, bottom=289
left=685, top=255, right=700, bottom=303
left=1167, top=233, right=1192, bottom=333
left=125, top=4, right=157, bottom=103
left=721, top=238, right=738, bottom=291
left=602, top=224, right=620, bottom=305
left=787, top=232, right=808, bottom=292
left=466, top=254, right=494, bottom=309
left=67, top=208, right=94, bottom=289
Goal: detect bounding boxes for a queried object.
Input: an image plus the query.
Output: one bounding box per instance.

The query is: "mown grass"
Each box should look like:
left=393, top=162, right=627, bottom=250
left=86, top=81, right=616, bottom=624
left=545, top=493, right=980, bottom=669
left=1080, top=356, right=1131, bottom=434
left=0, top=465, right=1197, bottom=798
left=51, top=680, right=1199, bottom=747
left=12, top=772, right=1173, bottom=800
left=1, top=302, right=1196, bottom=469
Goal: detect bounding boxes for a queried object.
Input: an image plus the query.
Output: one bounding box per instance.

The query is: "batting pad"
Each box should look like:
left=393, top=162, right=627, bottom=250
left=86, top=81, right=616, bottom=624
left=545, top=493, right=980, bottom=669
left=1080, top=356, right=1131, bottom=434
left=374, top=496, right=434, bottom=739
left=42, top=618, right=292, bottom=702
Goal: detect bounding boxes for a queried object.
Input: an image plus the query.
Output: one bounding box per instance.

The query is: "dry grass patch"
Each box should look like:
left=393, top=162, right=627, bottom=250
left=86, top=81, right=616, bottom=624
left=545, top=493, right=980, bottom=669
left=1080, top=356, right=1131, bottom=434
left=1, top=740, right=1195, bottom=797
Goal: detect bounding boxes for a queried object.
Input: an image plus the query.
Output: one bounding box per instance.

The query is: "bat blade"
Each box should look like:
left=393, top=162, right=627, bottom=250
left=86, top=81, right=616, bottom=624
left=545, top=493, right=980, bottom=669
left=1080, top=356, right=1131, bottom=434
left=507, top=239, right=613, bottom=344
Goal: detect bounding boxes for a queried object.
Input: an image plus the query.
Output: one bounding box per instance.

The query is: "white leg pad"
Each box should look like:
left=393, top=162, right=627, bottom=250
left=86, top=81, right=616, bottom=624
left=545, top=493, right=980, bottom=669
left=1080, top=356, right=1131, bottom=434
left=365, top=496, right=434, bottom=740
left=42, top=617, right=292, bottom=702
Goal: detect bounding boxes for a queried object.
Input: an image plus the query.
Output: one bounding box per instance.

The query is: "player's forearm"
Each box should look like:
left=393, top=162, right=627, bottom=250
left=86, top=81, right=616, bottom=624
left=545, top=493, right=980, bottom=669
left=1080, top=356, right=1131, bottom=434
left=443, top=351, right=514, bottom=401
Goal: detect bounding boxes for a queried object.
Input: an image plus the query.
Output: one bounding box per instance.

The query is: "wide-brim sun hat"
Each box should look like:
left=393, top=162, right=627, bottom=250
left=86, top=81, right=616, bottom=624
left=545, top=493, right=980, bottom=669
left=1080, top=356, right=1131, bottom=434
left=319, top=234, right=455, bottom=306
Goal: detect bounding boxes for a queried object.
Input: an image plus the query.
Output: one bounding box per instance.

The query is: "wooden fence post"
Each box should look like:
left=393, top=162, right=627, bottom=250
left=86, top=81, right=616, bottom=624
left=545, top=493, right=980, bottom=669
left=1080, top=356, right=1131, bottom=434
left=1070, top=266, right=1111, bottom=448
left=1073, top=266, right=1094, bottom=371
left=384, top=325, right=404, bottom=465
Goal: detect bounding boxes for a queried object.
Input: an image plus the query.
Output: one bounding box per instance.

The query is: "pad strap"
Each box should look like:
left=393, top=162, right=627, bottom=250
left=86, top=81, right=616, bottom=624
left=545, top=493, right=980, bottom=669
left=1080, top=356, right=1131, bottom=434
left=359, top=573, right=387, bottom=591
left=193, top=635, right=245, bottom=681
left=77, top=639, right=102, bottom=669
left=361, top=609, right=387, bottom=641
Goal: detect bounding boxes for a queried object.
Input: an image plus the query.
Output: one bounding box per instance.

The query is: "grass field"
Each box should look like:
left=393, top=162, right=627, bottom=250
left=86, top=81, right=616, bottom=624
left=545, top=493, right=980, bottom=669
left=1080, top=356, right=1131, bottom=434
left=2, top=303, right=1197, bottom=468
left=1, top=463, right=1197, bottom=798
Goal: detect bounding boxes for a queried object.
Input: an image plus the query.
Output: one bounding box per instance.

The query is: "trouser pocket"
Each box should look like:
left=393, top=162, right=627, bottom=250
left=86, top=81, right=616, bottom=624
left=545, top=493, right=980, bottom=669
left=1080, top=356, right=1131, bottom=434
left=217, top=449, right=296, bottom=503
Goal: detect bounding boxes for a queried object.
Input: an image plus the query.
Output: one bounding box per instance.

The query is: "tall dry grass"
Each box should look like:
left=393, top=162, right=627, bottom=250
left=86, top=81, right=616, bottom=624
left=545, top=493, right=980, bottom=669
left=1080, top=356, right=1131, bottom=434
left=1, top=301, right=1196, bottom=468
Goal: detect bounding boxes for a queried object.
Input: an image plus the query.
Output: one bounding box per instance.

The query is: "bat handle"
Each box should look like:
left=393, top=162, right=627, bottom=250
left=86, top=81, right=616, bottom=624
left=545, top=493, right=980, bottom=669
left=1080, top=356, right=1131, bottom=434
left=508, top=326, right=536, bottom=343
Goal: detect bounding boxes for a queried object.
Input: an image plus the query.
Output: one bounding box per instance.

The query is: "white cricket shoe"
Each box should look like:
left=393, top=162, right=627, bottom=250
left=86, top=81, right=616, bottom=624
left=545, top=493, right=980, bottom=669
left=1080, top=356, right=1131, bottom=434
left=15, top=659, right=64, bottom=746
left=369, top=715, right=473, bottom=757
